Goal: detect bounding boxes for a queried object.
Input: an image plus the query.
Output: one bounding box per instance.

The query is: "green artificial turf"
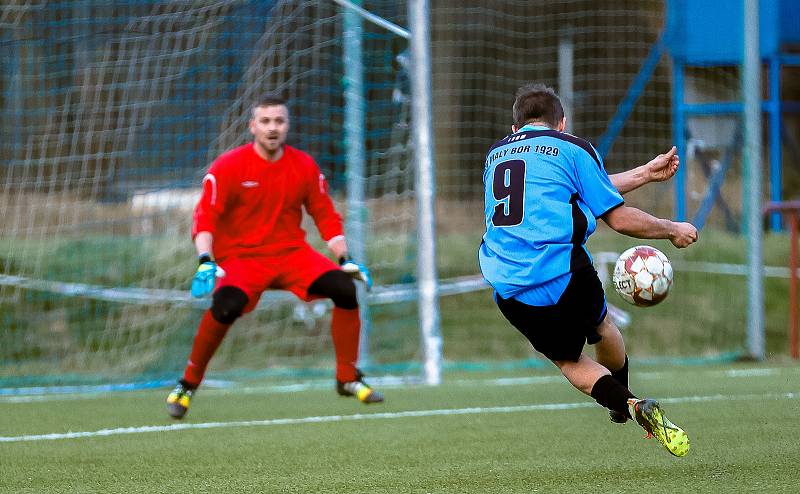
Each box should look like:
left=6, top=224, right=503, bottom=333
left=2, top=363, right=799, bottom=493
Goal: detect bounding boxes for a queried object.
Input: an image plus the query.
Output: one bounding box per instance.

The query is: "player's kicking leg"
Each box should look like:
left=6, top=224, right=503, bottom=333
left=592, top=315, right=689, bottom=455
left=496, top=269, right=688, bottom=456
left=593, top=316, right=630, bottom=423
left=558, top=356, right=690, bottom=457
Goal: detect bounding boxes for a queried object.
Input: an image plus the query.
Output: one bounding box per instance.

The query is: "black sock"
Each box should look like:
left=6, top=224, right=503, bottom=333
left=590, top=374, right=635, bottom=418
left=179, top=378, right=197, bottom=391
left=611, top=355, right=629, bottom=390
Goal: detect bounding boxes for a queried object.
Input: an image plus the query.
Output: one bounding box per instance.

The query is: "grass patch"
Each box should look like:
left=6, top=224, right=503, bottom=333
left=1, top=364, right=798, bottom=493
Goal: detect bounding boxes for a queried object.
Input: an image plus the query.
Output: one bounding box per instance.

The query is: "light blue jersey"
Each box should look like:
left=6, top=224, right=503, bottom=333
left=478, top=125, right=623, bottom=306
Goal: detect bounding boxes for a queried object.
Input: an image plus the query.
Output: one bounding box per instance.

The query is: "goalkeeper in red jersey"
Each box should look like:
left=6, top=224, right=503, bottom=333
left=166, top=94, right=382, bottom=419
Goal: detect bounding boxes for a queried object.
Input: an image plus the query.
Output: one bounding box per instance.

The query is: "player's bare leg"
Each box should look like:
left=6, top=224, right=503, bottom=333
left=553, top=354, right=610, bottom=395
left=595, top=316, right=688, bottom=447
left=593, top=316, right=625, bottom=371
left=554, top=353, right=636, bottom=426
left=593, top=316, right=630, bottom=422
left=553, top=315, right=626, bottom=398
left=554, top=354, right=689, bottom=456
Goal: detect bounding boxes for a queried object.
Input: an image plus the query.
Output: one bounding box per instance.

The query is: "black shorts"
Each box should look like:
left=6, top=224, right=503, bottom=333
left=495, top=268, right=607, bottom=362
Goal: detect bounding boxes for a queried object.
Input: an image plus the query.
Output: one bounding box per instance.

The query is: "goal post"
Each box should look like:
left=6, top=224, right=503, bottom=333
left=407, top=0, right=442, bottom=385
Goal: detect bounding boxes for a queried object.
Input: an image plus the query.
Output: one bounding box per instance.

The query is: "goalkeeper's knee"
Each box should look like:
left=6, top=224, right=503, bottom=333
left=330, top=279, right=358, bottom=310
left=210, top=286, right=249, bottom=324
left=308, top=270, right=358, bottom=310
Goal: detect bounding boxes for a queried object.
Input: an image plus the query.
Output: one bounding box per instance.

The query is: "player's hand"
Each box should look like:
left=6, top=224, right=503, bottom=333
left=669, top=222, right=698, bottom=248
left=645, top=146, right=679, bottom=183
left=339, top=256, right=373, bottom=291
left=190, top=254, right=225, bottom=298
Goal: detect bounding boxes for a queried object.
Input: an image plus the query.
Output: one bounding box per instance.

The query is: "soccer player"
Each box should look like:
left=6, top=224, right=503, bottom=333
left=166, top=94, right=383, bottom=419
left=479, top=83, right=698, bottom=457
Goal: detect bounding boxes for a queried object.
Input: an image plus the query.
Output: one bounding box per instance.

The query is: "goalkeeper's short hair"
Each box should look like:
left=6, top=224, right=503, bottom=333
left=254, top=92, right=286, bottom=109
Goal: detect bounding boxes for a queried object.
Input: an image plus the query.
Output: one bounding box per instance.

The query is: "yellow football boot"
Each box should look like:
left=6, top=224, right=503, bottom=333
left=628, top=398, right=690, bottom=457
left=336, top=370, right=384, bottom=404
left=166, top=380, right=195, bottom=419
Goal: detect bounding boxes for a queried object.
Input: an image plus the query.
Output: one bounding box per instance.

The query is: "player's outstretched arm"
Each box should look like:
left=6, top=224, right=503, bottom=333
left=602, top=205, right=698, bottom=248
left=610, top=146, right=679, bottom=195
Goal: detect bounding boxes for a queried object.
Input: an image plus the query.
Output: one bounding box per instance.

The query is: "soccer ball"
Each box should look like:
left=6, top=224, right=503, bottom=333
left=612, top=246, right=673, bottom=307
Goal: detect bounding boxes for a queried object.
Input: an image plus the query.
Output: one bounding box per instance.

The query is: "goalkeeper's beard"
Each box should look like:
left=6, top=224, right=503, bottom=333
left=256, top=139, right=284, bottom=159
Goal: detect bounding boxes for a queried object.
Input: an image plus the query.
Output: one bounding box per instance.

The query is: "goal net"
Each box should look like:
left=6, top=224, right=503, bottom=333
left=1, top=1, right=780, bottom=389
left=0, top=0, right=422, bottom=387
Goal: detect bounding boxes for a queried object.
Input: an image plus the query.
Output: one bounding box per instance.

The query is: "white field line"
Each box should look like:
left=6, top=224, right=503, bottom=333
left=636, top=368, right=781, bottom=380
left=1, top=391, right=798, bottom=444
left=0, top=368, right=791, bottom=404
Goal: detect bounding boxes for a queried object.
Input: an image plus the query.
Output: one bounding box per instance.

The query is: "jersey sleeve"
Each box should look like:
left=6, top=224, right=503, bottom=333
left=303, top=158, right=344, bottom=242
left=573, top=144, right=624, bottom=217
left=192, top=159, right=233, bottom=239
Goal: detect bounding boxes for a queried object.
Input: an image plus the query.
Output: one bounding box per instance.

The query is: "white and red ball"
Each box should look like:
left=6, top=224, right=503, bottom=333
left=612, top=245, right=673, bottom=307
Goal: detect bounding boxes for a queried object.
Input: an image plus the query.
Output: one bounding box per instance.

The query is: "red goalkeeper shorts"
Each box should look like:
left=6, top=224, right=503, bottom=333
left=215, top=245, right=340, bottom=314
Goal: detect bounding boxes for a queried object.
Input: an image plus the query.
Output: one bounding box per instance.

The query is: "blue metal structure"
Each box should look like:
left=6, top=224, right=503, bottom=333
left=665, top=0, right=800, bottom=228
left=596, top=34, right=668, bottom=158
left=692, top=125, right=742, bottom=231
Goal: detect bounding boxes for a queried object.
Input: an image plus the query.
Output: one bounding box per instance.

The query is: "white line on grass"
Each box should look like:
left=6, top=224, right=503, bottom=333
left=723, top=368, right=778, bottom=377
left=452, top=376, right=566, bottom=386
left=636, top=368, right=781, bottom=380
left=1, top=391, right=797, bottom=443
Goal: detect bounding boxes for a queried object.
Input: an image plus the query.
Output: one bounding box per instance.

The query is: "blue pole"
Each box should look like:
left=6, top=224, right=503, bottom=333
left=672, top=62, right=687, bottom=221
left=597, top=35, right=665, bottom=158
left=769, top=55, right=782, bottom=231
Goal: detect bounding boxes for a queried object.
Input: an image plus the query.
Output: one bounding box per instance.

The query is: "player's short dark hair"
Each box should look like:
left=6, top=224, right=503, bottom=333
left=512, top=83, right=564, bottom=129
left=252, top=93, right=287, bottom=115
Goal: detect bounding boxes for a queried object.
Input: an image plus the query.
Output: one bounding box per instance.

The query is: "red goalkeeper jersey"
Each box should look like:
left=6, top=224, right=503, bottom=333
left=192, top=143, right=343, bottom=260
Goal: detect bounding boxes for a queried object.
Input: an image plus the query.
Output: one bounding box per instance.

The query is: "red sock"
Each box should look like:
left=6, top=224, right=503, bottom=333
left=331, top=307, right=360, bottom=382
left=182, top=310, right=231, bottom=387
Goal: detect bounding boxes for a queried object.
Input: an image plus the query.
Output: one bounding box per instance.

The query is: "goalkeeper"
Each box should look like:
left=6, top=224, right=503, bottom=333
left=479, top=84, right=697, bottom=456
left=167, top=94, right=382, bottom=420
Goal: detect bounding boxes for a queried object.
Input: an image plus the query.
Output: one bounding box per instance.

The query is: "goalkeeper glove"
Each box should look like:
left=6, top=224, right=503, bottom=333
left=339, top=256, right=373, bottom=291
left=190, top=253, right=225, bottom=298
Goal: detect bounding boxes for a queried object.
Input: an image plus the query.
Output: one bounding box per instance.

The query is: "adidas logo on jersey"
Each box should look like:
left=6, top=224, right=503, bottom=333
left=241, top=181, right=260, bottom=188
